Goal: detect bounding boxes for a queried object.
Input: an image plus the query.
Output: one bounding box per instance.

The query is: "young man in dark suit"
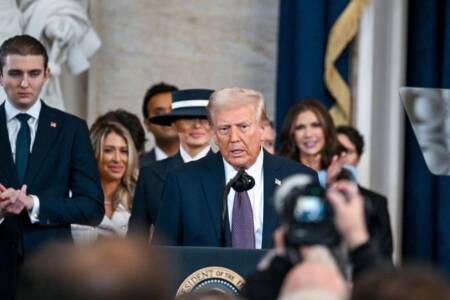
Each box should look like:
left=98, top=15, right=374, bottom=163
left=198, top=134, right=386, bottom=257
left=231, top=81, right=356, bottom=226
left=337, top=125, right=393, bottom=259
left=0, top=35, right=104, bottom=300
left=128, top=89, right=214, bottom=238
left=140, top=82, right=180, bottom=167
left=155, top=87, right=318, bottom=248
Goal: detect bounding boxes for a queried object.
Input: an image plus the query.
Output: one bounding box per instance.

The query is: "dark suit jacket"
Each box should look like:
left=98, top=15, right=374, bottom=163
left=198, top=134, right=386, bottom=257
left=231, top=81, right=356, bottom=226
left=154, top=151, right=318, bottom=248
left=139, top=149, right=156, bottom=168
left=359, top=186, right=393, bottom=259
left=128, top=152, right=184, bottom=237
left=0, top=218, right=19, bottom=300
left=0, top=101, right=104, bottom=299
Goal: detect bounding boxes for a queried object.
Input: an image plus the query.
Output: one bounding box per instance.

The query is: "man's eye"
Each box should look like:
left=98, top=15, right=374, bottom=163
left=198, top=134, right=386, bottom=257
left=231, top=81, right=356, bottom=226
left=153, top=109, right=166, bottom=116
left=240, top=124, right=250, bottom=132
left=218, top=127, right=230, bottom=135
left=29, top=71, right=42, bottom=77
left=8, top=71, right=21, bottom=77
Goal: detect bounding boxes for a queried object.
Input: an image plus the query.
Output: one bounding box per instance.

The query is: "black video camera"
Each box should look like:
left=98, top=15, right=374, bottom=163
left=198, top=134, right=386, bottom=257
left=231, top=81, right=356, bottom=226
left=274, top=175, right=341, bottom=262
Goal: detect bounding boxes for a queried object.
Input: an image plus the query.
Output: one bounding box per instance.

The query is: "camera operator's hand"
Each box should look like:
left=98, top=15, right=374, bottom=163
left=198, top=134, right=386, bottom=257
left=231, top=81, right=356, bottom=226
left=273, top=226, right=314, bottom=259
left=326, top=153, right=347, bottom=186
left=326, top=180, right=369, bottom=249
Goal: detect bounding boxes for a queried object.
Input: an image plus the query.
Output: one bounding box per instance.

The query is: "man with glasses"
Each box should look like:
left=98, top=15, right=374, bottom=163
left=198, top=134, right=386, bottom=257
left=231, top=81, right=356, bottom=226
left=336, top=125, right=393, bottom=259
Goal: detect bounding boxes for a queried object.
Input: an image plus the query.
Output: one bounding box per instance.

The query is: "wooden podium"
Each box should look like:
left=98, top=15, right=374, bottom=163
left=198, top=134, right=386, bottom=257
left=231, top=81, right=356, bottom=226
left=159, top=246, right=269, bottom=297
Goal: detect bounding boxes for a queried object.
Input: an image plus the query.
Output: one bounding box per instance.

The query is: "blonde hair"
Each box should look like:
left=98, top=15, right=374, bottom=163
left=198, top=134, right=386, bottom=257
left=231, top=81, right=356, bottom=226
left=207, top=87, right=266, bottom=126
left=90, top=121, right=138, bottom=211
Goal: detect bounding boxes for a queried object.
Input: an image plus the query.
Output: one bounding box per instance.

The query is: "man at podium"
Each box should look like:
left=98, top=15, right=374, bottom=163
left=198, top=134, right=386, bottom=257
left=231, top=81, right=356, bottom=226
left=155, top=87, right=317, bottom=248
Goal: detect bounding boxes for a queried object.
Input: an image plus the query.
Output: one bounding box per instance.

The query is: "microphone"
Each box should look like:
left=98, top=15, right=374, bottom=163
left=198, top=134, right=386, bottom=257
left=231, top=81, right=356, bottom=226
left=231, top=169, right=255, bottom=192
left=220, top=169, right=255, bottom=246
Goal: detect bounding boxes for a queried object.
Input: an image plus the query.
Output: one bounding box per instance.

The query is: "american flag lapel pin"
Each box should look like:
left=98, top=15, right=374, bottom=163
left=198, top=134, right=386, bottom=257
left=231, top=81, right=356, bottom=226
left=50, top=121, right=57, bottom=128
left=275, top=178, right=282, bottom=186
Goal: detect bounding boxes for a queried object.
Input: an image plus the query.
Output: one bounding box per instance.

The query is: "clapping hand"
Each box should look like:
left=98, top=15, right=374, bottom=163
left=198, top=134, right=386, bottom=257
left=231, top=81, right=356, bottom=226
left=0, top=184, right=28, bottom=216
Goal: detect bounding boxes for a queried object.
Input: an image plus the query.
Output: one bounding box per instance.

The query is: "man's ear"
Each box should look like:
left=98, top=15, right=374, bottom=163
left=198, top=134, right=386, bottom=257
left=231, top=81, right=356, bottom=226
left=44, top=68, right=50, bottom=80
left=258, top=121, right=265, bottom=136
left=212, top=130, right=218, bottom=145
left=143, top=118, right=152, bottom=131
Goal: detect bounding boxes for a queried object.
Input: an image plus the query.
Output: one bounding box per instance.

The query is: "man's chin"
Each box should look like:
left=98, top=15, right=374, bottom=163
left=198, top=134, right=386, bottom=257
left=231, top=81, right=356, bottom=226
left=11, top=98, right=38, bottom=110
left=155, top=133, right=179, bottom=144
left=227, top=158, right=248, bottom=170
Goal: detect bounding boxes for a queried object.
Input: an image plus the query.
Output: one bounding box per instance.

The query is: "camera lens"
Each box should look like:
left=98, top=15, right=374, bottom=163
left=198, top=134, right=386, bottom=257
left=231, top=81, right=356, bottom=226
left=293, top=196, right=326, bottom=222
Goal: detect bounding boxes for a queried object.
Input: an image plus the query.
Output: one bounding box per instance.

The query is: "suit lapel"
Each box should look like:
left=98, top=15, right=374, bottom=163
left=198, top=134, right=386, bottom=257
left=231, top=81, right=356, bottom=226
left=0, top=103, right=16, bottom=187
left=165, top=152, right=183, bottom=174
left=149, top=149, right=156, bottom=161
left=201, top=153, right=227, bottom=244
left=25, top=103, right=61, bottom=187
left=153, top=152, right=183, bottom=181
left=262, top=152, right=281, bottom=248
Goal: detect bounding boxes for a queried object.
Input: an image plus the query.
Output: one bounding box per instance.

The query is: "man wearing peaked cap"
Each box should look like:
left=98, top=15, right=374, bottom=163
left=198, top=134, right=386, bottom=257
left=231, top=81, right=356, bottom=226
left=154, top=87, right=318, bottom=249
left=128, top=89, right=214, bottom=238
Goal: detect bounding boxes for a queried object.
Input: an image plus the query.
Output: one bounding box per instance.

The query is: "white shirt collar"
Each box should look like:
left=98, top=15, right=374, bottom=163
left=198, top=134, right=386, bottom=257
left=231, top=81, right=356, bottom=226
left=154, top=145, right=169, bottom=161
left=223, top=147, right=264, bottom=185
left=5, top=99, right=41, bottom=122
left=179, top=144, right=211, bottom=163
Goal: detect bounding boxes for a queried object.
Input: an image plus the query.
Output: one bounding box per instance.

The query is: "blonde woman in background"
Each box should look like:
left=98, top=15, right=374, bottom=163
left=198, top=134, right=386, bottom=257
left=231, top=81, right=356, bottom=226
left=72, top=121, right=138, bottom=243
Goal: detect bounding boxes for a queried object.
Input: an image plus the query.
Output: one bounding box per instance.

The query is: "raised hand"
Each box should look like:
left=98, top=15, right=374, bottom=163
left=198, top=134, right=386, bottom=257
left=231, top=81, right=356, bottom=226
left=326, top=153, right=347, bottom=187
left=327, top=180, right=368, bottom=249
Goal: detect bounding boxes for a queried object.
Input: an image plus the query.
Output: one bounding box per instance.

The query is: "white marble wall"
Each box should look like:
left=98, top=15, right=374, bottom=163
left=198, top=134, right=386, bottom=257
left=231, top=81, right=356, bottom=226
left=83, top=0, right=279, bottom=148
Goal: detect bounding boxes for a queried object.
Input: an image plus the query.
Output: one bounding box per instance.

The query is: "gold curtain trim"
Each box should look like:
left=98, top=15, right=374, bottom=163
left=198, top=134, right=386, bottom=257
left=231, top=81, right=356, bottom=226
left=324, top=0, right=369, bottom=125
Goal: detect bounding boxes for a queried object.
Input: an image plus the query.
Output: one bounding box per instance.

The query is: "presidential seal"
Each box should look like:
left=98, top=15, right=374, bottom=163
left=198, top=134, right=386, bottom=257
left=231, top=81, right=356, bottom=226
left=176, top=266, right=245, bottom=296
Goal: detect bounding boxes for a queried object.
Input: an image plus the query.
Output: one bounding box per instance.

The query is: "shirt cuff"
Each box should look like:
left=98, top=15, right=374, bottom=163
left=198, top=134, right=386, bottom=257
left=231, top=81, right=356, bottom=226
left=318, top=170, right=327, bottom=187
left=28, top=195, right=40, bottom=223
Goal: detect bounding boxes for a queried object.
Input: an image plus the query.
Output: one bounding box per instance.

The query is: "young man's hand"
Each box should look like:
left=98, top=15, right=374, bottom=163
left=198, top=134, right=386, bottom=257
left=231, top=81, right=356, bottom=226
left=0, top=184, right=29, bottom=216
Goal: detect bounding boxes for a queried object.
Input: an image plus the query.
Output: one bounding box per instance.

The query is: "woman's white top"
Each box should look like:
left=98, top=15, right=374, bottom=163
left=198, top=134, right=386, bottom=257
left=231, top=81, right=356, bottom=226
left=71, top=203, right=130, bottom=244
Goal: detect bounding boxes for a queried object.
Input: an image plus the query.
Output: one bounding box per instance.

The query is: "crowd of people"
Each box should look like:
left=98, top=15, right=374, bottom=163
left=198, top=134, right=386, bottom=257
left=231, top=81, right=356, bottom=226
left=1, top=35, right=449, bottom=300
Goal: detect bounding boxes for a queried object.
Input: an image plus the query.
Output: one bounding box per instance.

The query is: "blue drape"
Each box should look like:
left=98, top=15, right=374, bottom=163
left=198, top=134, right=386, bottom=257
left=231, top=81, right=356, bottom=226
left=403, top=0, right=450, bottom=273
left=275, top=0, right=350, bottom=134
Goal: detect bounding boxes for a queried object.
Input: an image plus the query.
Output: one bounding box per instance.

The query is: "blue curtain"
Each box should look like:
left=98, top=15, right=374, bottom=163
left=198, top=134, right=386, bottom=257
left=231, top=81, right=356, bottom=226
left=275, top=0, right=350, bottom=134
left=403, top=0, right=450, bottom=273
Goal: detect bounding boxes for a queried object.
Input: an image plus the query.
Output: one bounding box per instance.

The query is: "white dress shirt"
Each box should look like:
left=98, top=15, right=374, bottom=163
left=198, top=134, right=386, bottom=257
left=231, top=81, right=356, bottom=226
left=3, top=99, right=41, bottom=223
left=5, top=99, right=41, bottom=155
left=154, top=145, right=169, bottom=161
left=224, top=148, right=264, bottom=249
left=179, top=144, right=211, bottom=163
